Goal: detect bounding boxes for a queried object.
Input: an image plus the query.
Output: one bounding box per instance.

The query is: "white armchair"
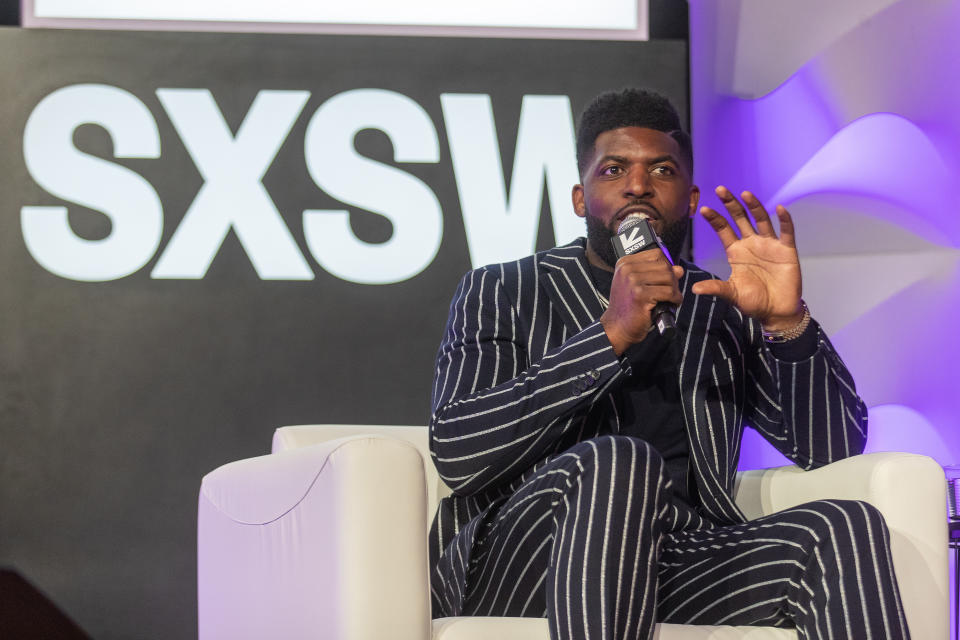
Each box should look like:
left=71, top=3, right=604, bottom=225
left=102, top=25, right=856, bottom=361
left=198, top=425, right=949, bottom=639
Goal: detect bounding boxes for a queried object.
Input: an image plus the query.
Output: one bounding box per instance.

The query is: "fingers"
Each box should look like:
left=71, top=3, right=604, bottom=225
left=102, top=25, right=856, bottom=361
left=691, top=278, right=735, bottom=302
left=776, top=205, right=797, bottom=248
left=741, top=191, right=776, bottom=237
left=613, top=250, right=683, bottom=304
left=703, top=186, right=793, bottom=245
left=716, top=186, right=756, bottom=237
left=614, top=259, right=679, bottom=287
left=614, top=249, right=683, bottom=278
left=699, top=206, right=738, bottom=249
left=628, top=283, right=683, bottom=306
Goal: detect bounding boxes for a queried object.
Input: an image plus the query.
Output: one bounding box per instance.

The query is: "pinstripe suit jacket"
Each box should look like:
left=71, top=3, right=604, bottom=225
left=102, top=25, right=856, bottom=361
left=428, top=238, right=867, bottom=617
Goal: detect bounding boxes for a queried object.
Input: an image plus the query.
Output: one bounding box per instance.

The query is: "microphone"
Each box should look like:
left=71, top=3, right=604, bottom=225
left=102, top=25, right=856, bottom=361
left=610, top=214, right=678, bottom=339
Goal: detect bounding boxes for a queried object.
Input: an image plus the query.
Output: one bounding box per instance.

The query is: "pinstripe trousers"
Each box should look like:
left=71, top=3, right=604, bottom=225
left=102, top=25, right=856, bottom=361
left=460, top=435, right=909, bottom=640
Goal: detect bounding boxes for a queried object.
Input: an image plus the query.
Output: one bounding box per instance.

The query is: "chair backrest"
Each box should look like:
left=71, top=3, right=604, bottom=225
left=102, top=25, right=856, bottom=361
left=273, top=425, right=453, bottom=516
left=272, top=425, right=776, bottom=517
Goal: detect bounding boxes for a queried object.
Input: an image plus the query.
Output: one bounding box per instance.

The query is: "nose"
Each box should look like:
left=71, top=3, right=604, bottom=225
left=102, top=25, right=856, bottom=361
left=623, top=168, right=652, bottom=199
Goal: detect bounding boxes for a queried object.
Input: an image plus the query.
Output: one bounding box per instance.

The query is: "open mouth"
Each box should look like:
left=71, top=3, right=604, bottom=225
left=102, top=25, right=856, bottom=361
left=616, top=205, right=659, bottom=224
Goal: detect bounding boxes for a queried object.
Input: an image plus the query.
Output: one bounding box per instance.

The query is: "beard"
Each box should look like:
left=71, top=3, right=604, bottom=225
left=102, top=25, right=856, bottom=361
left=585, top=210, right=690, bottom=269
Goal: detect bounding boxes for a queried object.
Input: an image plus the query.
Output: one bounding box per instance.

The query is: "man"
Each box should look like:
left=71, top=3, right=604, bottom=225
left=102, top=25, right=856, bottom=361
left=428, top=88, right=908, bottom=639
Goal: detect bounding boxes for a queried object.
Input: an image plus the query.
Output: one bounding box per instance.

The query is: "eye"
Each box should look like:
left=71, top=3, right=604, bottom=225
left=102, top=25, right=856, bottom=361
left=651, top=165, right=675, bottom=176
left=600, top=165, right=623, bottom=176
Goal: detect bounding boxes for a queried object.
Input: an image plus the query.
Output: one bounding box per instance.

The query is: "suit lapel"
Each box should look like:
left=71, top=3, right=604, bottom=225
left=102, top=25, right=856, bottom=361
left=536, top=240, right=622, bottom=433
left=538, top=240, right=606, bottom=334
left=676, top=264, right=746, bottom=524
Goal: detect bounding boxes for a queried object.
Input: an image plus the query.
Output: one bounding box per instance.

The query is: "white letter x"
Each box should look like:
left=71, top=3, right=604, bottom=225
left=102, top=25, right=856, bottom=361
left=152, top=89, right=313, bottom=279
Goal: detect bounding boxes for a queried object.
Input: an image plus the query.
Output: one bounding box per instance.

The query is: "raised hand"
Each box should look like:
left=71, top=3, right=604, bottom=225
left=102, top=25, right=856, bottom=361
left=690, top=186, right=804, bottom=330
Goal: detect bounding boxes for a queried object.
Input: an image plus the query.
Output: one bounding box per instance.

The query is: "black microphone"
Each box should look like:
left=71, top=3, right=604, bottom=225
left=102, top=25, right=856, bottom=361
left=610, top=214, right=678, bottom=339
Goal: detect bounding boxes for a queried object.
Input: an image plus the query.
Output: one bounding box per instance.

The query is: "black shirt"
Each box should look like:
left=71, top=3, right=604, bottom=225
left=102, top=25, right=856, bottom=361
left=588, top=263, right=693, bottom=505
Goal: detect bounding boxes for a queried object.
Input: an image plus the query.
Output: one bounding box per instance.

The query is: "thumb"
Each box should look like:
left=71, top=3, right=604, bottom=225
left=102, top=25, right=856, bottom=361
left=691, top=278, right=735, bottom=301
left=672, top=265, right=685, bottom=280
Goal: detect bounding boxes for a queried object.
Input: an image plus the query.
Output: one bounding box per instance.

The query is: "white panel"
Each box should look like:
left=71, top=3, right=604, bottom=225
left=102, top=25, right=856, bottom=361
left=30, top=0, right=645, bottom=37
left=719, top=0, right=901, bottom=98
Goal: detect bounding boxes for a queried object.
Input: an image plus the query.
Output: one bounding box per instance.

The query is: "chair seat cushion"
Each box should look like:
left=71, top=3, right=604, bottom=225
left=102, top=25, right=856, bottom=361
left=432, top=616, right=797, bottom=639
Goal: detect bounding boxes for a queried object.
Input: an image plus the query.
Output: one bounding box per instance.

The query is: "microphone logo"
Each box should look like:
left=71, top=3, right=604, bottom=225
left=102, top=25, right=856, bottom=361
left=618, top=227, right=647, bottom=254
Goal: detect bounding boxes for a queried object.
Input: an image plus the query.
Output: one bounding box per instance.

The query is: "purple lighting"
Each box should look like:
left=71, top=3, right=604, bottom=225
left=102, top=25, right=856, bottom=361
left=690, top=1, right=960, bottom=482
left=770, top=112, right=957, bottom=245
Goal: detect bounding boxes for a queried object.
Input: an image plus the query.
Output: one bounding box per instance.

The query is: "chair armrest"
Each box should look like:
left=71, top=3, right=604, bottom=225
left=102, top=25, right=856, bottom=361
left=272, top=424, right=452, bottom=523
left=734, top=452, right=948, bottom=640
left=198, top=436, right=431, bottom=640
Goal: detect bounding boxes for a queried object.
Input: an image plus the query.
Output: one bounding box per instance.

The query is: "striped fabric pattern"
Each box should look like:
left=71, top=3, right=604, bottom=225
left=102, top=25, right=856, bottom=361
left=427, top=239, right=890, bottom=637
left=457, top=436, right=907, bottom=639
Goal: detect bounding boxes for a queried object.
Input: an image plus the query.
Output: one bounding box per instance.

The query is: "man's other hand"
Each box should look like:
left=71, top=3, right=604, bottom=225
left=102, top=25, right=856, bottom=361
left=691, top=186, right=803, bottom=330
left=600, top=249, right=684, bottom=355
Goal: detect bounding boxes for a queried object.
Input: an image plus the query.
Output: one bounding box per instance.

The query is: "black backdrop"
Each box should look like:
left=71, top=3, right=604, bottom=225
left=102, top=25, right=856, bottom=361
left=0, top=27, right=687, bottom=638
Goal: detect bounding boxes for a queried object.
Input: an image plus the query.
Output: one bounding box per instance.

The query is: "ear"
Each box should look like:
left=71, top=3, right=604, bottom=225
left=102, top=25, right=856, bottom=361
left=687, top=184, right=700, bottom=218
left=572, top=184, right=586, bottom=218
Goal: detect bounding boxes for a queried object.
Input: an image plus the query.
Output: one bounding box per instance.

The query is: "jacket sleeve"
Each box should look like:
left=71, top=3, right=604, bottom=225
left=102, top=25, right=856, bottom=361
left=738, top=311, right=868, bottom=469
left=429, top=266, right=626, bottom=496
